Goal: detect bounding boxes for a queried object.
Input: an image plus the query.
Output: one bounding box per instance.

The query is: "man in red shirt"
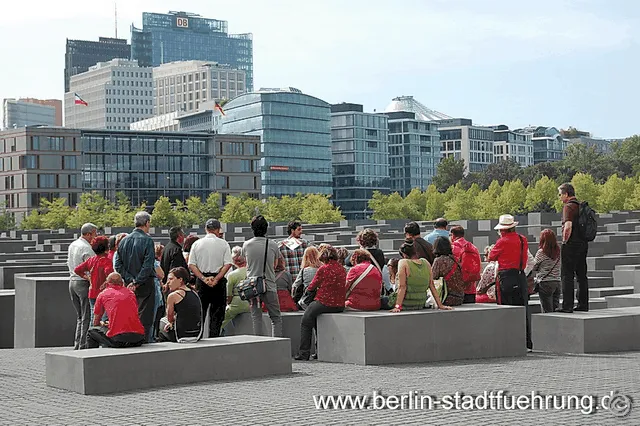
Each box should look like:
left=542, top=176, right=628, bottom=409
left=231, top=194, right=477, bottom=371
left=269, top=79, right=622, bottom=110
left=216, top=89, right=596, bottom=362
left=87, top=272, right=146, bottom=348
left=557, top=183, right=589, bottom=313
left=488, top=214, right=532, bottom=351
left=450, top=226, right=481, bottom=304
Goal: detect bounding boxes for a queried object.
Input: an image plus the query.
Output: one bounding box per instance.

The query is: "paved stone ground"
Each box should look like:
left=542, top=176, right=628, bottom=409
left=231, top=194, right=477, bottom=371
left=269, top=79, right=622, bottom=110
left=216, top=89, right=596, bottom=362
left=0, top=347, right=638, bottom=425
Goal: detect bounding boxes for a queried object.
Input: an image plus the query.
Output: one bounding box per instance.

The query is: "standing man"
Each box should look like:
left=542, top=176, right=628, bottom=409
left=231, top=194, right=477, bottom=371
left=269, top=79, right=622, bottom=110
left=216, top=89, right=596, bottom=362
left=488, top=214, right=532, bottom=351
left=404, top=221, right=434, bottom=264
left=243, top=215, right=283, bottom=337
left=426, top=218, right=450, bottom=245
left=161, top=226, right=188, bottom=283
left=115, top=211, right=156, bottom=339
left=279, top=220, right=310, bottom=277
left=67, top=222, right=97, bottom=350
left=557, top=183, right=589, bottom=313
left=188, top=219, right=233, bottom=338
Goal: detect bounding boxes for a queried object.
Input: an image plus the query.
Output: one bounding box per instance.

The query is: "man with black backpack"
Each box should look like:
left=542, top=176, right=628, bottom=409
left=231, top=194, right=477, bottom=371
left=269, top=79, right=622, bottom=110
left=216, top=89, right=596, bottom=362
left=557, top=183, right=595, bottom=313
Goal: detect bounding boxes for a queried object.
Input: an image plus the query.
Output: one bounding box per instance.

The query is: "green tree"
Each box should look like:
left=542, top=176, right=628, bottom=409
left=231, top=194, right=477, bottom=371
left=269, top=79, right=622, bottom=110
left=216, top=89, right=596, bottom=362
left=110, top=192, right=135, bottom=227
left=479, top=159, right=523, bottom=188
left=495, top=179, right=527, bottom=215
left=300, top=194, right=344, bottom=224
left=562, top=143, right=614, bottom=183
left=202, top=193, right=222, bottom=221
left=598, top=174, right=634, bottom=212
left=424, top=184, right=445, bottom=220
left=624, top=179, right=640, bottom=210
left=0, top=201, right=15, bottom=231
left=570, top=172, right=601, bottom=212
left=445, top=183, right=480, bottom=220
left=264, top=194, right=304, bottom=222
left=66, top=192, right=114, bottom=229
left=40, top=198, right=72, bottom=229
left=524, top=176, right=558, bottom=213
left=433, top=157, right=465, bottom=191
left=20, top=209, right=44, bottom=230
left=220, top=194, right=262, bottom=224
left=475, top=180, right=502, bottom=219
left=402, top=188, right=427, bottom=220
left=369, top=192, right=405, bottom=220
left=611, top=135, right=640, bottom=177
left=152, top=196, right=177, bottom=227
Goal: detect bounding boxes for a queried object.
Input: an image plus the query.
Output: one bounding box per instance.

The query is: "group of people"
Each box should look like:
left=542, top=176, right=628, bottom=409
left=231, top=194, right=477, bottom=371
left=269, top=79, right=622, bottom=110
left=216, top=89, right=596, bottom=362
left=66, top=182, right=589, bottom=356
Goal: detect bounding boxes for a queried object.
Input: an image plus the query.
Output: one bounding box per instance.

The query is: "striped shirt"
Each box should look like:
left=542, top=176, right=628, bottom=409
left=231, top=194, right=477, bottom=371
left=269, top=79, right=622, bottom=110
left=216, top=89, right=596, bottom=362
left=533, top=250, right=561, bottom=282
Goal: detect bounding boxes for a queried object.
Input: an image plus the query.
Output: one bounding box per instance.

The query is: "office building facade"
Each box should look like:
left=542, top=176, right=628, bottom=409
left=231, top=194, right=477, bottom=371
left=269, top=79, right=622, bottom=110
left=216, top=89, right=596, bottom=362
left=565, top=136, right=612, bottom=154
left=65, top=59, right=154, bottom=130
left=153, top=61, right=246, bottom=115
left=2, top=99, right=58, bottom=130
left=0, top=127, right=260, bottom=222
left=492, top=125, right=534, bottom=167
left=516, top=126, right=566, bottom=164
left=331, top=103, right=389, bottom=219
left=0, top=127, right=82, bottom=222
left=64, top=37, right=131, bottom=93
left=438, top=118, right=495, bottom=174
left=130, top=112, right=180, bottom=131
left=220, top=88, right=332, bottom=197
left=131, top=11, right=253, bottom=90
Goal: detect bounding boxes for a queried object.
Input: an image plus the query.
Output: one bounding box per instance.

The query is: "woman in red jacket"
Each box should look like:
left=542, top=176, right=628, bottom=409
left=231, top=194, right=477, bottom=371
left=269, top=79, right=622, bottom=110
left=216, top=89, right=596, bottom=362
left=294, top=244, right=346, bottom=361
left=74, top=236, right=114, bottom=324
left=345, top=249, right=382, bottom=311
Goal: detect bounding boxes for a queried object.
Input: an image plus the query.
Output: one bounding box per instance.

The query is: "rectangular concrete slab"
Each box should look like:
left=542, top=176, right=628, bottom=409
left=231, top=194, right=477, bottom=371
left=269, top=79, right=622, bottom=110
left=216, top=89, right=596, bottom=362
left=317, top=305, right=527, bottom=365
left=532, top=307, right=640, bottom=353
left=46, top=335, right=292, bottom=394
left=0, top=290, right=15, bottom=348
left=606, top=293, right=640, bottom=308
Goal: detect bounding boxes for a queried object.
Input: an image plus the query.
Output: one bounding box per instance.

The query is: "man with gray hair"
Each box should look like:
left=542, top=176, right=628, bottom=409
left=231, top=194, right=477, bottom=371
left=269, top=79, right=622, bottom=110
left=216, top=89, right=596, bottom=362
left=115, top=211, right=156, bottom=339
left=67, top=222, right=97, bottom=349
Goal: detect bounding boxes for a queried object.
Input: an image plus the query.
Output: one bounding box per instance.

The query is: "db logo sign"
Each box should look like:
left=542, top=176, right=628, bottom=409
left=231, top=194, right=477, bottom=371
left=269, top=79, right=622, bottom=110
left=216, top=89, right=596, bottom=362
left=177, top=17, right=189, bottom=28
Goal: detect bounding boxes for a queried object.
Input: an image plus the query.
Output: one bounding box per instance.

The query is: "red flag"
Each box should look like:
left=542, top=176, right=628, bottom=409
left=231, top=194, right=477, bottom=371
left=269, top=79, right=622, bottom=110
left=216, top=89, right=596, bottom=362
left=214, top=101, right=226, bottom=116
left=74, top=93, right=88, bottom=106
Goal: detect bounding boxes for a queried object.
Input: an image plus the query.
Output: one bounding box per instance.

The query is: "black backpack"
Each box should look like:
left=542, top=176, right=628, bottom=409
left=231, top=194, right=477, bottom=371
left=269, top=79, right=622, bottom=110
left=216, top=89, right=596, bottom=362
left=569, top=200, right=597, bottom=242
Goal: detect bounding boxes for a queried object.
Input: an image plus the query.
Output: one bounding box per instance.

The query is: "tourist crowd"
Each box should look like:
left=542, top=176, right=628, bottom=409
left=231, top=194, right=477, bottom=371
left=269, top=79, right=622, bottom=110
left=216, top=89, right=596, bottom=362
left=66, top=183, right=588, bottom=356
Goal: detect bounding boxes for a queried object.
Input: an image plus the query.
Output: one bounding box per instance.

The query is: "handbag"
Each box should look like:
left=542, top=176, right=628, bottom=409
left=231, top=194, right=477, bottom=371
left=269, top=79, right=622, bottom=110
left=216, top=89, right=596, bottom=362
left=237, top=238, right=270, bottom=301
left=298, top=287, right=316, bottom=310
left=346, top=264, right=374, bottom=299
left=518, top=236, right=536, bottom=295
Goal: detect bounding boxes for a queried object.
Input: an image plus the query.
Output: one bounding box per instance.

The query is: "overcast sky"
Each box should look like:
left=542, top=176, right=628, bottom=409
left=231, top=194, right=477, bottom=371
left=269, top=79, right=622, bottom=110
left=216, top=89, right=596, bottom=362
left=1, top=0, right=638, bottom=138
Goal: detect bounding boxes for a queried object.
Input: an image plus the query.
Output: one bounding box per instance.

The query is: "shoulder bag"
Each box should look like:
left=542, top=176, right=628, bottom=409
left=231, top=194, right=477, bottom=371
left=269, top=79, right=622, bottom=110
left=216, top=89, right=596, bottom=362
left=237, top=238, right=269, bottom=301
left=346, top=264, right=374, bottom=299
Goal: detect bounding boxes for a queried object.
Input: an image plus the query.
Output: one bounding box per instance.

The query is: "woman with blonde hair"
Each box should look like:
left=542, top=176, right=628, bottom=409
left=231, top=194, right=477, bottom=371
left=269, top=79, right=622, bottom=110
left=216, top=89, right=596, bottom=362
left=291, top=246, right=322, bottom=304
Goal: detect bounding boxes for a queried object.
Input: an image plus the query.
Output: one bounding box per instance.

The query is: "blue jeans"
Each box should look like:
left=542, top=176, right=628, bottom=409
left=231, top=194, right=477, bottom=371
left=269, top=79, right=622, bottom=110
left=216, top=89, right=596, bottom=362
left=89, top=298, right=108, bottom=325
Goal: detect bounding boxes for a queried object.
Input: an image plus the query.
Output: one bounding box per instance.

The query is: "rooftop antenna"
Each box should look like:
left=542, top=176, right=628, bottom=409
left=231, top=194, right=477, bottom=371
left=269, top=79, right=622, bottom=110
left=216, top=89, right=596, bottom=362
left=114, top=2, right=118, bottom=38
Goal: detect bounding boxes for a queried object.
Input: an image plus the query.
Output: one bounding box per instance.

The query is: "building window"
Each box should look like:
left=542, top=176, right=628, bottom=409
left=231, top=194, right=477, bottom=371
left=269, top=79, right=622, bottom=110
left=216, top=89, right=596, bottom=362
left=38, top=174, right=57, bottom=188
left=19, top=155, right=38, bottom=169
left=63, top=156, right=77, bottom=170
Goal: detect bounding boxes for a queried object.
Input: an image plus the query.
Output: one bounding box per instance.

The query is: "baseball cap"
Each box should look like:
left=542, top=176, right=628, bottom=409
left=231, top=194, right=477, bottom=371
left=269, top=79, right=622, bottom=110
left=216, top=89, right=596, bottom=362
left=205, top=219, right=221, bottom=230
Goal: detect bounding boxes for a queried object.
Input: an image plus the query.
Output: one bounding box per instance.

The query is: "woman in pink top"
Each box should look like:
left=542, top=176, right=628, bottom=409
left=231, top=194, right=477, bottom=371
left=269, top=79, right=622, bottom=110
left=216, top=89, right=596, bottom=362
left=345, top=249, right=382, bottom=311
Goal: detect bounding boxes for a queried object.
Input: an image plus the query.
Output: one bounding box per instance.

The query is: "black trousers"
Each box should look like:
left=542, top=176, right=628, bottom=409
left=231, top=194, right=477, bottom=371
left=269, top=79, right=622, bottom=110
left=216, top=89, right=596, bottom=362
left=87, top=326, right=145, bottom=348
left=135, top=280, right=156, bottom=339
left=561, top=241, right=589, bottom=311
left=298, top=301, right=343, bottom=357
left=498, top=269, right=532, bottom=349
left=197, top=273, right=227, bottom=338
left=463, top=293, right=476, bottom=304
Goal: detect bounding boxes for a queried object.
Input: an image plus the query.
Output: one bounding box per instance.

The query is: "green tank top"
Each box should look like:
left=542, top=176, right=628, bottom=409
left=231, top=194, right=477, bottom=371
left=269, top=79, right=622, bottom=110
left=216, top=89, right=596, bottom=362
left=404, top=259, right=430, bottom=310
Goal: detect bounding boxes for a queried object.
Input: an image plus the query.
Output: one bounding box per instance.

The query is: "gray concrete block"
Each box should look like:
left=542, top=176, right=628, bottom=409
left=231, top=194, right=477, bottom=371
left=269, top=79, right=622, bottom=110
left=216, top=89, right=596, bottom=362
left=588, top=286, right=634, bottom=298
left=224, top=312, right=309, bottom=356
left=46, top=335, right=292, bottom=394
left=0, top=264, right=68, bottom=289
left=0, top=290, right=15, bottom=348
left=606, top=294, right=640, bottom=308
left=532, top=307, right=640, bottom=353
left=528, top=298, right=607, bottom=314
left=317, top=305, right=527, bottom=365
left=14, top=276, right=77, bottom=348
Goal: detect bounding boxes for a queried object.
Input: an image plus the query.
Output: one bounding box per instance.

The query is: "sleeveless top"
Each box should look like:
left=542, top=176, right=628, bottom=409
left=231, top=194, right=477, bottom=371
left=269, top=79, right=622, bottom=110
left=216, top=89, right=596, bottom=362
left=174, top=289, right=203, bottom=340
left=403, top=259, right=430, bottom=310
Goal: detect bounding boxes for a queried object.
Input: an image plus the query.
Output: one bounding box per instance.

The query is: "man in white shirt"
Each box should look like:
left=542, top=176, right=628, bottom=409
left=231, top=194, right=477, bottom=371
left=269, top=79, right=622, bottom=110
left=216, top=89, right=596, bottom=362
left=188, top=219, right=233, bottom=337
left=67, top=222, right=97, bottom=349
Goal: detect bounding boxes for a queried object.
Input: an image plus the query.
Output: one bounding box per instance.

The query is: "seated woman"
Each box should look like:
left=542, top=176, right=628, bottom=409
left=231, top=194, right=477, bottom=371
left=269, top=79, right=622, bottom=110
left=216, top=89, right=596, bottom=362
left=476, top=245, right=498, bottom=304
left=345, top=249, right=383, bottom=311
left=294, top=245, right=346, bottom=360
left=431, top=237, right=466, bottom=306
left=275, top=262, right=298, bottom=312
left=291, top=246, right=322, bottom=305
left=345, top=228, right=385, bottom=271
left=337, top=247, right=351, bottom=271
left=221, top=247, right=251, bottom=333
left=159, top=267, right=203, bottom=343
left=390, top=239, right=451, bottom=312
left=74, top=235, right=114, bottom=324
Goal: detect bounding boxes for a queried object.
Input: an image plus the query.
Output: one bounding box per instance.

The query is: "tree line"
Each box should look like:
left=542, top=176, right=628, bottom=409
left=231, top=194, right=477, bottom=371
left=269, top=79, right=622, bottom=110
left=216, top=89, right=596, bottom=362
left=5, top=192, right=345, bottom=231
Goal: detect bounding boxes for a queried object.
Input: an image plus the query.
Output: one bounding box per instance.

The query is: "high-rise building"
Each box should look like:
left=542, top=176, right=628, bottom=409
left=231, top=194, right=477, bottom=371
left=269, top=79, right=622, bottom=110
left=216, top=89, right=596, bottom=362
left=330, top=103, right=389, bottom=220
left=64, top=37, right=131, bottom=93
left=15, top=99, right=62, bottom=127
left=131, top=11, right=253, bottom=91
left=2, top=99, right=58, bottom=130
left=516, top=126, right=566, bottom=164
left=153, top=61, right=246, bottom=115
left=220, top=88, right=332, bottom=197
left=0, top=126, right=261, bottom=222
left=384, top=97, right=443, bottom=195
left=64, top=59, right=154, bottom=130
left=437, top=118, right=495, bottom=173
left=491, top=125, right=533, bottom=167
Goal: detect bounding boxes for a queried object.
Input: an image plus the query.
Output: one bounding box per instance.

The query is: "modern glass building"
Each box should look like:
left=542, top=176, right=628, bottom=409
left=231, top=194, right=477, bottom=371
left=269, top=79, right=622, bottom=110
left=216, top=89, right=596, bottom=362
left=64, top=37, right=131, bottom=93
left=331, top=103, right=389, bottom=219
left=2, top=99, right=57, bottom=130
left=492, top=125, right=533, bottom=167
left=438, top=118, right=495, bottom=173
left=131, top=11, right=253, bottom=91
left=220, top=88, right=332, bottom=198
left=516, top=126, right=566, bottom=164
